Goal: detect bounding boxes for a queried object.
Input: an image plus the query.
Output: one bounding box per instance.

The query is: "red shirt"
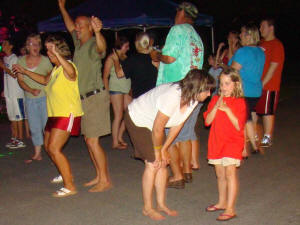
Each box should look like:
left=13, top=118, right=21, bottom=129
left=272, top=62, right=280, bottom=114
left=260, top=39, right=285, bottom=91
left=203, top=96, right=247, bottom=160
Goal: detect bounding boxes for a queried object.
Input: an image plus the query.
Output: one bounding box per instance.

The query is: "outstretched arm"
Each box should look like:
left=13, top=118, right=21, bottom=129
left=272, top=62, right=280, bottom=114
left=16, top=73, right=41, bottom=96
left=12, top=64, right=50, bottom=85
left=58, top=0, right=75, bottom=33
left=91, top=16, right=106, bottom=54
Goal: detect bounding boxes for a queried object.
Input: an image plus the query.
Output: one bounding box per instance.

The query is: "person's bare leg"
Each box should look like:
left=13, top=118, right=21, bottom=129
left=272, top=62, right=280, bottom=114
left=111, top=94, right=126, bottom=149
left=169, top=144, right=183, bottom=181
left=142, top=161, right=165, bottom=220
left=246, top=121, right=258, bottom=151
left=16, top=120, right=24, bottom=140
left=262, top=115, right=275, bottom=137
left=156, top=166, right=178, bottom=217
left=179, top=140, right=192, bottom=174
left=214, top=165, right=227, bottom=209
left=218, top=165, right=238, bottom=218
left=118, top=94, right=132, bottom=145
left=24, top=119, right=31, bottom=138
left=47, top=128, right=75, bottom=191
left=191, top=139, right=200, bottom=169
left=86, top=137, right=112, bottom=192
left=11, top=121, right=18, bottom=139
left=84, top=137, right=99, bottom=186
left=252, top=112, right=258, bottom=138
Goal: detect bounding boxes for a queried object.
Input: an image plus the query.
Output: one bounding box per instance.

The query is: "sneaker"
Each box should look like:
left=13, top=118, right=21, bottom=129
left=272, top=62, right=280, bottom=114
left=260, top=136, right=272, bottom=148
left=5, top=138, right=17, bottom=148
left=51, top=175, right=63, bottom=184
left=9, top=140, right=26, bottom=149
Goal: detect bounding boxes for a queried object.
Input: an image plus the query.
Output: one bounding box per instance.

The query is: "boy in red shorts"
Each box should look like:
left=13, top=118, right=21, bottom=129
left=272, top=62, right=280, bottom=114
left=255, top=18, right=285, bottom=147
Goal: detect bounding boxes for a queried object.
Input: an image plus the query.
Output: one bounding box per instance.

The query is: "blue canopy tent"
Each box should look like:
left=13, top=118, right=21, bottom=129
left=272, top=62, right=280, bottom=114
left=38, top=0, right=215, bottom=51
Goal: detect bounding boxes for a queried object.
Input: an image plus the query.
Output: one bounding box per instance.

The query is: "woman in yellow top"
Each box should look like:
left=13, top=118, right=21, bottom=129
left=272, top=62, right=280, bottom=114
left=13, top=35, right=83, bottom=198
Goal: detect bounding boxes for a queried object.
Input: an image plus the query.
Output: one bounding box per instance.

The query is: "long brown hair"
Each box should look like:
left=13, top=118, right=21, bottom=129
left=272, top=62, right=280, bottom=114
left=177, top=69, right=215, bottom=106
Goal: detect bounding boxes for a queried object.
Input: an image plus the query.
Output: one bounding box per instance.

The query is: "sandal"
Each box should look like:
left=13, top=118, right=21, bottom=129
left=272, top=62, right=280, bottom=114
left=216, top=213, right=237, bottom=221
left=167, top=179, right=185, bottom=189
left=51, top=175, right=63, bottom=184
left=205, top=205, right=225, bottom=212
left=52, top=187, right=77, bottom=198
left=183, top=173, right=193, bottom=183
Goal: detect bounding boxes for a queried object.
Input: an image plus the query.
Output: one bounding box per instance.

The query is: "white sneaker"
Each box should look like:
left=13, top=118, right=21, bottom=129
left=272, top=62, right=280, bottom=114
left=51, top=175, right=63, bottom=184
left=9, top=140, right=26, bottom=149
left=5, top=138, right=16, bottom=148
left=260, top=136, right=272, bottom=148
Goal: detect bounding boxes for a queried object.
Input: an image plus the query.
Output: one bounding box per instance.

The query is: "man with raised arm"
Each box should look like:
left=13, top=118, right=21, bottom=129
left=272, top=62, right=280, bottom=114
left=58, top=0, right=111, bottom=192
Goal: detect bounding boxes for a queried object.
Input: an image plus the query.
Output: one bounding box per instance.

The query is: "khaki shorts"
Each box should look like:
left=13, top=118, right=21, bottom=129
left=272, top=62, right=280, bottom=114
left=208, top=157, right=241, bottom=167
left=81, top=90, right=111, bottom=138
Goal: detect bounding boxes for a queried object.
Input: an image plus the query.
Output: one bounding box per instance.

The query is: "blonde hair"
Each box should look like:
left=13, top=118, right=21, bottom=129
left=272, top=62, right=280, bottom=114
left=218, top=68, right=244, bottom=98
left=26, top=33, right=42, bottom=48
left=45, top=35, right=72, bottom=59
left=242, top=24, right=260, bottom=45
left=135, top=32, right=150, bottom=53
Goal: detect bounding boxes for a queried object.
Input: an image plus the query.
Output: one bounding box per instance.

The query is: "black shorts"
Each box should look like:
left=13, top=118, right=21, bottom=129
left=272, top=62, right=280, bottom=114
left=245, top=97, right=260, bottom=121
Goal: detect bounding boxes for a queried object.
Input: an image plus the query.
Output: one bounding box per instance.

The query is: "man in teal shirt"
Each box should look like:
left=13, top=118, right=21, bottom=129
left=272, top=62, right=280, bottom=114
left=151, top=2, right=205, bottom=189
left=153, top=3, right=204, bottom=85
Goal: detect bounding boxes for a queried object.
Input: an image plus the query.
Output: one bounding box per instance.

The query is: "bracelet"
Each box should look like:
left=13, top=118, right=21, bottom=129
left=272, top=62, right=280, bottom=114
left=153, top=145, right=162, bottom=150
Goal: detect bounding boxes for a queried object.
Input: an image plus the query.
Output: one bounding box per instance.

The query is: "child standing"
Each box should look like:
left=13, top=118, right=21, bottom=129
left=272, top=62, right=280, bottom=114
left=203, top=68, right=246, bottom=221
left=0, top=38, right=26, bottom=149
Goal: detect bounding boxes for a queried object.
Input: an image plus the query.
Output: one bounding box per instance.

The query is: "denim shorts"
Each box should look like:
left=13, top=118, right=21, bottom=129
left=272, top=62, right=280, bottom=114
left=165, top=103, right=202, bottom=145
left=109, top=90, right=127, bottom=95
left=25, top=96, right=48, bottom=146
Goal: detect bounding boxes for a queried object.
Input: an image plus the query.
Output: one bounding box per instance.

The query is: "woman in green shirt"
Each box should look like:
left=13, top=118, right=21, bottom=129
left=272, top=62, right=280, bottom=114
left=103, top=36, right=131, bottom=150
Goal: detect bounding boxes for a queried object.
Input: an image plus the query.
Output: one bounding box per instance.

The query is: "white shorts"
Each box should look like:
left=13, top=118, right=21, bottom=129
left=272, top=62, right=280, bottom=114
left=208, top=157, right=241, bottom=167
left=5, top=97, right=26, bottom=121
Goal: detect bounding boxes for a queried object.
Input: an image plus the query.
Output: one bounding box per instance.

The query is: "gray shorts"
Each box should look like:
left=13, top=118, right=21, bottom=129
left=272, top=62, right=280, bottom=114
left=81, top=90, right=111, bottom=138
left=165, top=103, right=202, bottom=145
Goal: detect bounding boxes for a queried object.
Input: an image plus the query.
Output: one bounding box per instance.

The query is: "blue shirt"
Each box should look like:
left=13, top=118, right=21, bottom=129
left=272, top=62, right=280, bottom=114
left=229, top=46, right=265, bottom=97
left=156, top=24, right=204, bottom=86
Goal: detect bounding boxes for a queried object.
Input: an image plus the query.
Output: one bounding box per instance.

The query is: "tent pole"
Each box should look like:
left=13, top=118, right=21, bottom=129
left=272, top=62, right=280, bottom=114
left=115, top=31, right=118, bottom=40
left=211, top=26, right=215, bottom=54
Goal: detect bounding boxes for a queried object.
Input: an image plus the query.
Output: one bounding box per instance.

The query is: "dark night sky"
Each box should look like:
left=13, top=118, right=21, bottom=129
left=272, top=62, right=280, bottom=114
left=0, top=0, right=299, bottom=57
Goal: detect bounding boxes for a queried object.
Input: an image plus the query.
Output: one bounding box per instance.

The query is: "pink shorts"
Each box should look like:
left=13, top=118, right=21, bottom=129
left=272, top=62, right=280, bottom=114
left=45, top=114, right=81, bottom=136
left=256, top=90, right=279, bottom=115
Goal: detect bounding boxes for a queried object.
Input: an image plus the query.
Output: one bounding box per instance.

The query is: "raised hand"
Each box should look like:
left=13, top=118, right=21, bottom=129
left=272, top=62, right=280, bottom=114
left=218, top=100, right=229, bottom=112
left=91, top=16, right=103, bottom=33
left=58, top=0, right=66, bottom=9
left=218, top=42, right=225, bottom=49
left=46, top=42, right=59, bottom=56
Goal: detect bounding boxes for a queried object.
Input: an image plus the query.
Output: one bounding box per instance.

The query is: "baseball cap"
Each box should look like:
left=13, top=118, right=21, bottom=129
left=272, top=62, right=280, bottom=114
left=177, top=2, right=199, bottom=20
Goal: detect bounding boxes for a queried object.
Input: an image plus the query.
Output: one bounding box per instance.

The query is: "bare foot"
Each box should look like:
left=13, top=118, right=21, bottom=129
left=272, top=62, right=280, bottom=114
left=157, top=205, right=178, bottom=216
left=84, top=178, right=99, bottom=187
left=25, top=155, right=42, bottom=164
left=118, top=141, right=128, bottom=147
left=88, top=181, right=112, bottom=192
left=112, top=143, right=127, bottom=150
left=143, top=208, right=165, bottom=221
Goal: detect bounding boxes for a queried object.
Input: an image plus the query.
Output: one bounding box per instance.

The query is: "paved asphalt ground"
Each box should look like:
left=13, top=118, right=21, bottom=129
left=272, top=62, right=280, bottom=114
left=0, top=78, right=299, bottom=225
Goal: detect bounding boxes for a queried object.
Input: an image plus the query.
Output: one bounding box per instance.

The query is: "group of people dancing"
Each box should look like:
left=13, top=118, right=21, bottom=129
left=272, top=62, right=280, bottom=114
left=1, top=0, right=284, bottom=222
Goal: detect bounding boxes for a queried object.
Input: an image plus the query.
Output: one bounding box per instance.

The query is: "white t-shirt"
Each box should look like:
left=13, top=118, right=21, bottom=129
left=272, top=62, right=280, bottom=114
left=4, top=54, right=24, bottom=98
left=128, top=83, right=198, bottom=130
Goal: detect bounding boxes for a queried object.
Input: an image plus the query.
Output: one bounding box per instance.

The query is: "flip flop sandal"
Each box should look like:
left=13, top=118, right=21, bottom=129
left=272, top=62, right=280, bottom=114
left=205, top=205, right=225, bottom=212
left=52, top=187, right=77, bottom=198
left=50, top=175, right=63, bottom=184
left=167, top=179, right=185, bottom=189
left=216, top=213, right=237, bottom=221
